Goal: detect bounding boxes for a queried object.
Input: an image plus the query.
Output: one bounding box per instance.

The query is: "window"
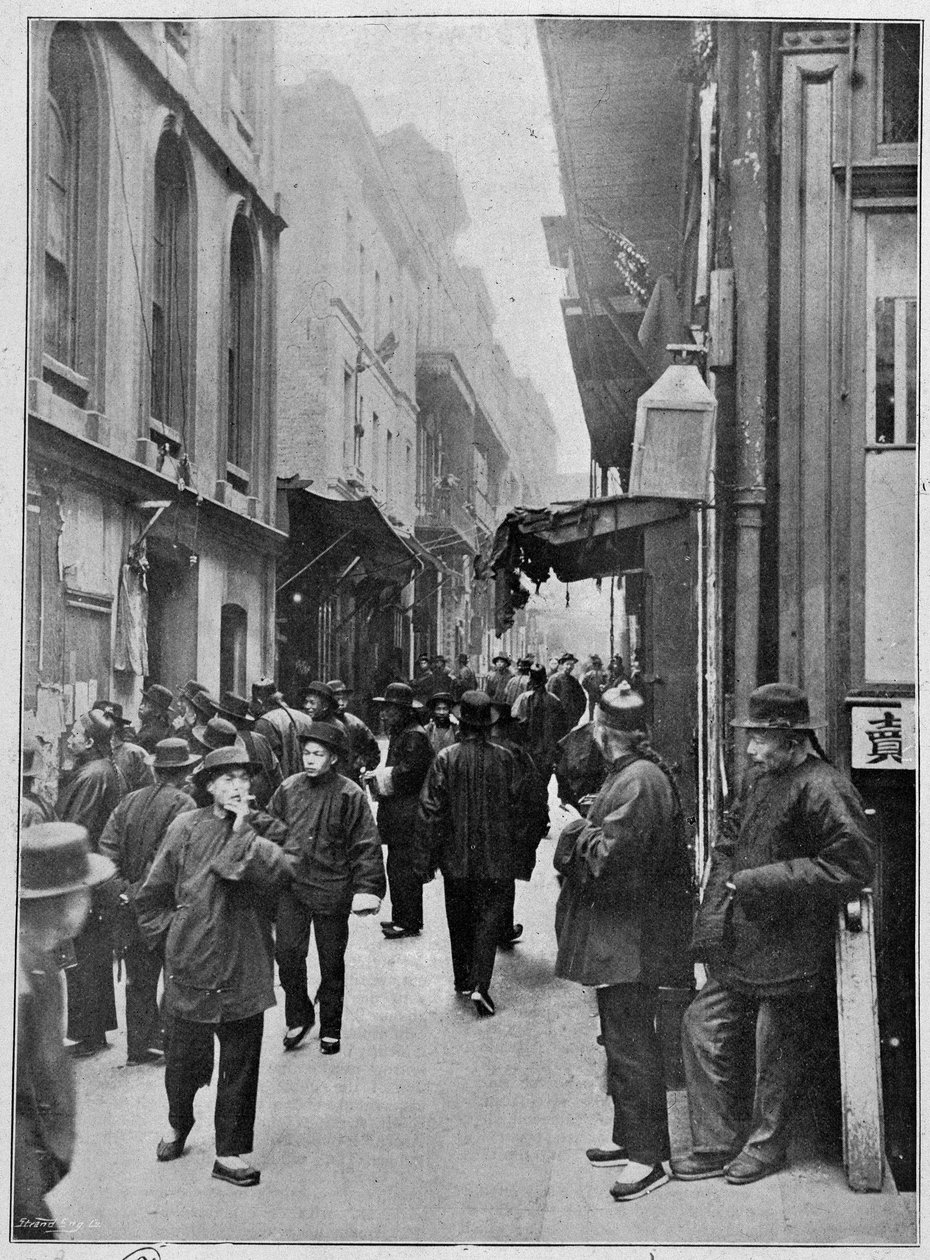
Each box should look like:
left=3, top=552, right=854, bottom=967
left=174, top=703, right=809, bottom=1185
left=881, top=24, right=920, bottom=146
left=151, top=132, right=191, bottom=433
left=44, top=23, right=102, bottom=390
left=227, top=214, right=256, bottom=484
left=220, top=603, right=247, bottom=695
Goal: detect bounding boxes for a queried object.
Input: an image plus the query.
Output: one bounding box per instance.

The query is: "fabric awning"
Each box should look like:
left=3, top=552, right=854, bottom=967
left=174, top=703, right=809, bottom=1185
left=280, top=487, right=422, bottom=588
left=490, top=494, right=692, bottom=633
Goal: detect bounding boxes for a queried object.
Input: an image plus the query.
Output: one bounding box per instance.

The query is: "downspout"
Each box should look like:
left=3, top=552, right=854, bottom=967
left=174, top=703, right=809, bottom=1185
left=721, top=23, right=769, bottom=787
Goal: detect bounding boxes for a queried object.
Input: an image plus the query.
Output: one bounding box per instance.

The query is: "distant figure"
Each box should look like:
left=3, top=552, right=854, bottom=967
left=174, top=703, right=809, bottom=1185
left=92, top=699, right=154, bottom=794
left=452, top=653, right=478, bottom=701
left=410, top=654, right=436, bottom=704
left=215, top=692, right=284, bottom=810
left=135, top=684, right=175, bottom=754
left=516, top=664, right=569, bottom=781
left=503, top=657, right=533, bottom=707
left=606, top=654, right=628, bottom=689
left=581, top=655, right=609, bottom=720
left=252, top=677, right=309, bottom=780
left=173, top=681, right=215, bottom=743
left=15, top=823, right=115, bottom=1239
left=327, top=679, right=381, bottom=785
left=424, top=692, right=458, bottom=756
left=431, top=655, right=456, bottom=695
left=483, top=654, right=514, bottom=704
left=547, top=653, right=587, bottom=730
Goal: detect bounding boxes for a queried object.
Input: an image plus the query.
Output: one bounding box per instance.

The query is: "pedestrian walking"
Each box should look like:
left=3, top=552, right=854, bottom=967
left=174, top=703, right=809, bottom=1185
left=268, top=722, right=385, bottom=1056
left=56, top=710, right=123, bottom=1058
left=98, top=739, right=199, bottom=1065
left=215, top=692, right=283, bottom=809
left=327, top=679, right=381, bottom=784
left=547, top=652, right=587, bottom=730
left=503, top=657, right=533, bottom=707
left=92, top=699, right=155, bottom=793
left=366, top=682, right=433, bottom=940
left=451, top=653, right=477, bottom=700
left=516, top=663, right=568, bottom=779
left=135, top=684, right=175, bottom=753
left=581, top=654, right=609, bottom=720
left=672, top=683, right=874, bottom=1187
left=483, top=653, right=514, bottom=703
left=423, top=691, right=458, bottom=755
left=431, top=655, right=456, bottom=695
left=553, top=682, right=693, bottom=1202
left=14, top=822, right=115, bottom=1240
left=418, top=691, right=520, bottom=1017
left=135, top=747, right=294, bottom=1188
left=252, top=677, right=308, bottom=779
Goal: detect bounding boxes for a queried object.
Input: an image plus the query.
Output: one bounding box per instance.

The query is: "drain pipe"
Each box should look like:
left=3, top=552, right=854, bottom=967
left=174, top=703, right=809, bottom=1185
left=722, top=22, right=770, bottom=789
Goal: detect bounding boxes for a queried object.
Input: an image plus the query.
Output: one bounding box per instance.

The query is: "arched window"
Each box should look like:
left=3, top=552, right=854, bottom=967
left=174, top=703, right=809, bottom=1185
left=151, top=131, right=191, bottom=431
left=219, top=603, right=248, bottom=695
left=227, top=215, right=256, bottom=483
left=45, top=23, right=101, bottom=385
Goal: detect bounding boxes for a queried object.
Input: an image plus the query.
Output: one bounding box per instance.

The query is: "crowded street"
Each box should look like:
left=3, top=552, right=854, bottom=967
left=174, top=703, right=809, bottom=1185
left=44, top=773, right=913, bottom=1247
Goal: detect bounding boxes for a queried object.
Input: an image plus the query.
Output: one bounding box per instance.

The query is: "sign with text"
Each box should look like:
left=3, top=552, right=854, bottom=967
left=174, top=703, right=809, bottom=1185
left=850, top=699, right=915, bottom=770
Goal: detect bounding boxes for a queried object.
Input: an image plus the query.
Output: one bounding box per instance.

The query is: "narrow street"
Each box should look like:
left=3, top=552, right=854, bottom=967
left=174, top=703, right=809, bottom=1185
left=49, top=782, right=915, bottom=1247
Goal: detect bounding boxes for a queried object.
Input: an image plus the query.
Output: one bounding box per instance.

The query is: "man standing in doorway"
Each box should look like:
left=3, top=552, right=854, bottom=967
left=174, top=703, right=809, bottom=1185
left=673, top=683, right=873, bottom=1186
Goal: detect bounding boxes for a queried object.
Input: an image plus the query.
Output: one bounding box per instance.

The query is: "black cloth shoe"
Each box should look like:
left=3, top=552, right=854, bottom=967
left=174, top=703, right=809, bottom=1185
left=381, top=923, right=421, bottom=939
left=497, top=923, right=523, bottom=948
left=282, top=1017, right=315, bottom=1051
left=470, top=990, right=495, bottom=1018
left=67, top=1037, right=111, bottom=1059
left=454, top=983, right=473, bottom=996
left=212, top=1160, right=260, bottom=1187
left=156, top=1128, right=191, bottom=1162
left=725, top=1151, right=786, bottom=1185
left=319, top=1037, right=341, bottom=1055
left=609, top=1164, right=669, bottom=1201
left=670, top=1151, right=734, bottom=1180
left=586, top=1146, right=629, bottom=1168
left=127, top=1048, right=164, bottom=1066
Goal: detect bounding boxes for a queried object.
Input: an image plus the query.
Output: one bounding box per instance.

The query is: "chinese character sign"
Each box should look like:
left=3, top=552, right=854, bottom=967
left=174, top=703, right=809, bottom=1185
left=850, top=701, right=915, bottom=770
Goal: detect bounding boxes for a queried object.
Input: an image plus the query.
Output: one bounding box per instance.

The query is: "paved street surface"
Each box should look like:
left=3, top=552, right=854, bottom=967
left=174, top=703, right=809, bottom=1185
left=50, top=782, right=916, bottom=1246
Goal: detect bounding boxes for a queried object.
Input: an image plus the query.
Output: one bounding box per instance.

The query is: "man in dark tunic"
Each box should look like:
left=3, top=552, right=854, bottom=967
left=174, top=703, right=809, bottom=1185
left=135, top=684, right=175, bottom=753
left=92, top=699, right=154, bottom=793
left=135, top=747, right=293, bottom=1187
left=252, top=677, right=309, bottom=780
left=516, top=664, right=569, bottom=782
left=56, top=710, right=122, bottom=1057
left=327, top=679, right=381, bottom=784
left=483, top=653, right=514, bottom=703
left=423, top=692, right=458, bottom=756
left=365, top=683, right=433, bottom=939
left=547, top=652, right=587, bottom=731
left=452, top=653, right=478, bottom=700
left=409, top=654, right=436, bottom=704
left=553, top=683, right=693, bottom=1202
left=215, top=692, right=283, bottom=809
left=673, top=683, right=873, bottom=1186
left=418, top=691, right=519, bottom=1017
left=99, top=739, right=199, bottom=1065
left=268, top=722, right=385, bottom=1055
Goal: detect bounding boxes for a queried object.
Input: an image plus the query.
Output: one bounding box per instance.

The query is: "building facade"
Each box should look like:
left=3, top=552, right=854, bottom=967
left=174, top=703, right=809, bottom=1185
left=26, top=18, right=285, bottom=792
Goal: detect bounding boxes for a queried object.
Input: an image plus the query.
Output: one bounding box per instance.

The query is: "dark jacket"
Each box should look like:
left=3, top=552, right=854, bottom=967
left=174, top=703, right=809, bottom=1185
left=410, top=669, right=436, bottom=703
left=135, top=807, right=293, bottom=1023
left=692, top=755, right=874, bottom=996
left=425, top=719, right=457, bottom=756
left=555, top=722, right=609, bottom=807
left=15, top=944, right=76, bottom=1238
left=113, top=739, right=156, bottom=794
left=554, top=752, right=693, bottom=988
left=452, top=665, right=478, bottom=700
left=254, top=703, right=309, bottom=779
left=342, top=710, right=381, bottom=776
left=21, top=793, right=57, bottom=828
left=135, top=712, right=172, bottom=754
left=237, top=727, right=284, bottom=809
left=56, top=752, right=122, bottom=850
left=376, top=718, right=433, bottom=847
left=547, top=671, right=587, bottom=730
left=519, top=686, right=569, bottom=774
left=483, top=667, right=514, bottom=704
left=490, top=730, right=549, bottom=879
left=267, top=769, right=385, bottom=912
left=418, top=732, right=519, bottom=882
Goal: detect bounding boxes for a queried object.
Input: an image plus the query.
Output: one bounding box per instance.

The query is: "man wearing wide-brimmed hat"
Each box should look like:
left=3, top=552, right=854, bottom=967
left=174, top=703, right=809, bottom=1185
left=174, top=682, right=216, bottom=744
left=673, top=683, right=874, bottom=1188
left=99, top=739, right=199, bottom=1065
left=553, top=682, right=693, bottom=1202
left=418, top=691, right=519, bottom=1018
left=56, top=710, right=123, bottom=1058
left=215, top=692, right=283, bottom=809
left=92, top=698, right=154, bottom=793
left=267, top=721, right=385, bottom=1057
left=135, top=746, right=293, bottom=1188
left=327, top=679, right=381, bottom=784
left=136, top=683, right=175, bottom=753
left=15, top=822, right=115, bottom=1239
left=366, top=682, right=433, bottom=940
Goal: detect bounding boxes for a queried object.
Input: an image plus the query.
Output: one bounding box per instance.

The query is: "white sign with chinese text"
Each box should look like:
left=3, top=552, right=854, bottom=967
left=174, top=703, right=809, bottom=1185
left=850, top=700, right=915, bottom=770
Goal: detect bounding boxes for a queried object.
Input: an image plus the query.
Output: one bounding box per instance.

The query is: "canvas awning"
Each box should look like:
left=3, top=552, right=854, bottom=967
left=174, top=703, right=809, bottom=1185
left=490, top=494, right=691, bottom=633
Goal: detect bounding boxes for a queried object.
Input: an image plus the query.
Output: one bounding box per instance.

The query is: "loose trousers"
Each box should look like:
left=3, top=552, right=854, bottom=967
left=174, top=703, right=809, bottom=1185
left=681, top=977, right=812, bottom=1165
left=443, top=877, right=512, bottom=992
left=596, top=983, right=670, bottom=1166
left=124, top=938, right=164, bottom=1059
left=275, top=892, right=351, bottom=1039
left=165, top=1012, right=264, bottom=1157
left=385, top=846, right=424, bottom=932
left=66, top=913, right=117, bottom=1045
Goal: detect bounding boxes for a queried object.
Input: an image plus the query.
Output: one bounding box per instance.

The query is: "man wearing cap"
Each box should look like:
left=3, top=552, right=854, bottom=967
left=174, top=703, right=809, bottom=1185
left=424, top=692, right=457, bottom=756
left=548, top=653, right=587, bottom=731
left=56, top=711, right=123, bottom=1058
left=327, top=680, right=381, bottom=785
left=515, top=663, right=569, bottom=781
left=431, top=654, right=455, bottom=696
left=15, top=822, right=115, bottom=1239
left=215, top=693, right=283, bottom=810
left=366, top=682, right=433, bottom=940
left=252, top=678, right=308, bottom=780
left=410, top=653, right=436, bottom=704
left=174, top=683, right=216, bottom=744
left=553, top=682, right=693, bottom=1201
left=99, top=739, right=199, bottom=1065
left=136, top=684, right=175, bottom=754
left=672, top=683, right=874, bottom=1187
left=418, top=691, right=519, bottom=1017
left=451, top=653, right=477, bottom=701
left=135, top=747, right=293, bottom=1187
left=267, top=722, right=385, bottom=1056
left=483, top=654, right=514, bottom=704
left=92, top=699, right=155, bottom=794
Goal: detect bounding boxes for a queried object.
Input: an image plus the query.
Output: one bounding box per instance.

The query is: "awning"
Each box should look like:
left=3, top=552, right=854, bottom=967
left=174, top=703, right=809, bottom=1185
left=279, top=486, right=422, bottom=590
left=490, top=494, right=692, bottom=633
left=403, top=533, right=459, bottom=580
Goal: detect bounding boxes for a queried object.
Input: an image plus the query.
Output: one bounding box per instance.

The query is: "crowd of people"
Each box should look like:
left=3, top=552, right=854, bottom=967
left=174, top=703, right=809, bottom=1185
left=15, top=647, right=874, bottom=1231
